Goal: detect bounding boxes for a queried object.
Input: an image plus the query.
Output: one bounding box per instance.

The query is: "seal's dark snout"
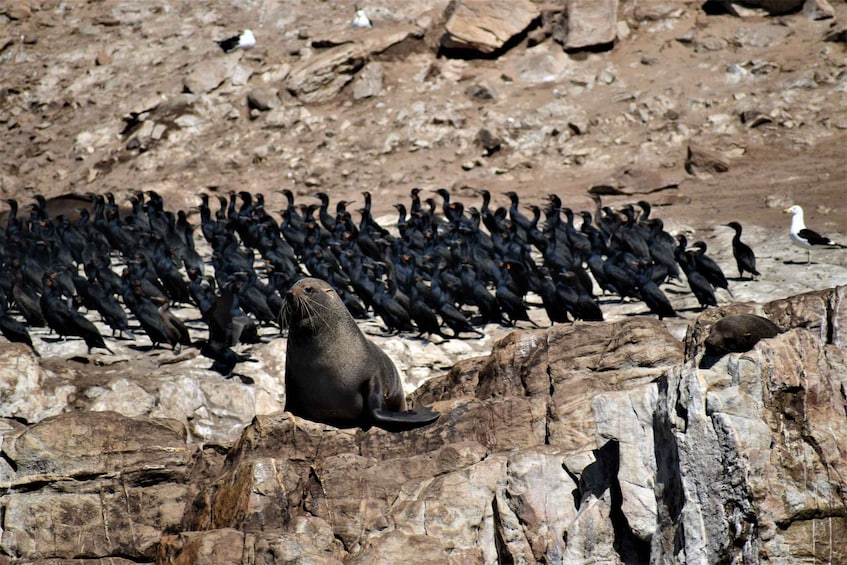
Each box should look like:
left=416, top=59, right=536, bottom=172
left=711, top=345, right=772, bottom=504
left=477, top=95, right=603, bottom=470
left=287, top=286, right=304, bottom=302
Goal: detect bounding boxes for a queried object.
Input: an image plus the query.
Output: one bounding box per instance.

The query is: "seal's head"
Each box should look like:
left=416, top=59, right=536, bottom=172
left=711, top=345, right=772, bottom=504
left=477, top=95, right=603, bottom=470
left=282, top=278, right=338, bottom=334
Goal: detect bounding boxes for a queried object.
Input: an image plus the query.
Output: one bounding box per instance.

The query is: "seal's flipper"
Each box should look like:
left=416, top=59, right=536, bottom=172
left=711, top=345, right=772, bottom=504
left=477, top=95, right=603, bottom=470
left=371, top=407, right=440, bottom=432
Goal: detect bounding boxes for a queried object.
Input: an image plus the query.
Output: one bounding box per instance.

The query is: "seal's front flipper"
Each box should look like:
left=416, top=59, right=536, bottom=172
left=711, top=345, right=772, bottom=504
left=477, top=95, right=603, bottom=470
left=371, top=406, right=440, bottom=432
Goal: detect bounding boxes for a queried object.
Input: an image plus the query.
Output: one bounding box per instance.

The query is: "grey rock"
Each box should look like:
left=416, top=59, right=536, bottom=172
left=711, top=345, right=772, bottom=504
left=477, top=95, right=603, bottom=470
left=561, top=0, right=619, bottom=50
left=803, top=0, right=835, bottom=19
left=264, top=104, right=311, bottom=130
left=285, top=43, right=367, bottom=103
left=3, top=5, right=32, bottom=20
left=632, top=2, right=686, bottom=22
left=4, top=288, right=847, bottom=563
left=352, top=62, right=384, bottom=99
left=464, top=82, right=495, bottom=100
left=247, top=87, right=281, bottom=111
left=685, top=142, right=730, bottom=174
left=184, top=58, right=237, bottom=94
left=475, top=128, right=501, bottom=156
left=0, top=347, right=72, bottom=422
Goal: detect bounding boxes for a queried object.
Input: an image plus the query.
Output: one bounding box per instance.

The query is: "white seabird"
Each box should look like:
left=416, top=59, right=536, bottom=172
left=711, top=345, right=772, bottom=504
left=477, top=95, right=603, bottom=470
left=217, top=29, right=256, bottom=53
left=784, top=204, right=845, bottom=264
left=352, top=6, right=372, bottom=29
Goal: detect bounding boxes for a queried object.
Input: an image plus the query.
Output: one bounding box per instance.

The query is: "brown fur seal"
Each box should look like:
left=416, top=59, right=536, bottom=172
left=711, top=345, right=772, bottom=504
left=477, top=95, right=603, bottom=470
left=705, top=314, right=781, bottom=354
left=283, top=277, right=439, bottom=431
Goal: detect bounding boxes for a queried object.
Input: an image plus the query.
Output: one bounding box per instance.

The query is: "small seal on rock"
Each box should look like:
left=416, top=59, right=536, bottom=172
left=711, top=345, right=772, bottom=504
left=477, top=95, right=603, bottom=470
left=705, top=314, right=781, bottom=354
left=282, top=277, right=440, bottom=431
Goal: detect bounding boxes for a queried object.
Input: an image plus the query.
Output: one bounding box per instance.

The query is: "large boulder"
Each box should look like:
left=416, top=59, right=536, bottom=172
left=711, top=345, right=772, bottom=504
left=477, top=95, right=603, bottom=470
left=1, top=411, right=192, bottom=561
left=440, top=0, right=541, bottom=55
left=285, top=44, right=368, bottom=104
left=559, top=0, right=619, bottom=50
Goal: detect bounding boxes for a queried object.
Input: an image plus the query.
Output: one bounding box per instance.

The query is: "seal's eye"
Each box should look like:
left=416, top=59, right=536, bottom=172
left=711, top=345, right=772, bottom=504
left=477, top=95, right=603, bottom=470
left=304, top=286, right=313, bottom=294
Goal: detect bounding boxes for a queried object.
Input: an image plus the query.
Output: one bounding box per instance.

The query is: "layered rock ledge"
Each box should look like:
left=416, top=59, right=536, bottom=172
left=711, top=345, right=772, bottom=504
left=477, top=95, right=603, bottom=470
left=1, top=286, right=845, bottom=564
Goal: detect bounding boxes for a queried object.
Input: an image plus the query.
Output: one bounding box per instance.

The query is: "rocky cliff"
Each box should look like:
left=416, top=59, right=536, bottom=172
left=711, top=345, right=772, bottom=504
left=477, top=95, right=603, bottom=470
left=2, top=287, right=845, bottom=564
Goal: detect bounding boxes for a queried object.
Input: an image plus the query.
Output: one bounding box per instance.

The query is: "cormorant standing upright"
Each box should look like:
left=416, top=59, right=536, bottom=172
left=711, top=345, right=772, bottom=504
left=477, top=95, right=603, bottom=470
left=724, top=222, right=760, bottom=280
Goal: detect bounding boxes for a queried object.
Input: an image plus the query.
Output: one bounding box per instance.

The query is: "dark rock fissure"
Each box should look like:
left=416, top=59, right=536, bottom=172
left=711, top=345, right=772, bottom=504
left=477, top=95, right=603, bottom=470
left=776, top=507, right=847, bottom=529
left=596, top=440, right=652, bottom=564
left=491, top=495, right=515, bottom=564
left=0, top=450, right=18, bottom=473
left=545, top=361, right=553, bottom=445
left=825, top=293, right=836, bottom=345
left=709, top=416, right=757, bottom=562
left=654, top=375, right=685, bottom=524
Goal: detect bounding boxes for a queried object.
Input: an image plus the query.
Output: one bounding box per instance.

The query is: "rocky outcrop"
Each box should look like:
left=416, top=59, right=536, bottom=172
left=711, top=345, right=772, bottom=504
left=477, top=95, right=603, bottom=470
left=721, top=0, right=805, bottom=15
left=0, top=411, right=191, bottom=561
left=287, top=26, right=424, bottom=103
left=559, top=0, right=620, bottom=50
left=3, top=288, right=844, bottom=563
left=285, top=43, right=368, bottom=104
left=440, top=0, right=541, bottom=55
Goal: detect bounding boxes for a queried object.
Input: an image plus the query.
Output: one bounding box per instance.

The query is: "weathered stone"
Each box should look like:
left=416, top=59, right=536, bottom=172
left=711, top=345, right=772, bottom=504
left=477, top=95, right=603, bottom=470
left=194, top=456, right=291, bottom=532
left=312, top=25, right=422, bottom=58
left=253, top=516, right=346, bottom=563
left=464, top=82, right=495, bottom=100
left=95, top=52, right=113, bottom=66
left=158, top=529, right=245, bottom=565
left=1, top=411, right=190, bottom=484
left=824, top=22, right=847, bottom=43
left=659, top=323, right=847, bottom=563
left=562, top=0, right=619, bottom=50
left=440, top=0, right=540, bottom=55
left=3, top=5, right=32, bottom=20
left=685, top=142, right=730, bottom=174
left=263, top=104, right=310, bottom=130
left=351, top=531, right=453, bottom=564
left=632, top=2, right=686, bottom=22
left=593, top=385, right=659, bottom=540
left=351, top=62, right=384, bottom=100
left=0, top=345, right=73, bottom=423
left=474, top=127, right=501, bottom=156
left=183, top=58, right=237, bottom=94
left=3, top=483, right=188, bottom=560
left=247, top=87, right=281, bottom=112
left=563, top=488, right=619, bottom=561
left=89, top=377, right=157, bottom=416
left=285, top=43, right=367, bottom=103
left=589, top=166, right=681, bottom=195
left=0, top=412, right=189, bottom=560
left=803, top=0, right=835, bottom=19
left=500, top=448, right=577, bottom=562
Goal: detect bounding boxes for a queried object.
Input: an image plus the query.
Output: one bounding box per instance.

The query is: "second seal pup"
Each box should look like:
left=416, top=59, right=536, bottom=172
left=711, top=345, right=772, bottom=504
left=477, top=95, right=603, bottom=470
left=705, top=313, right=781, bottom=354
